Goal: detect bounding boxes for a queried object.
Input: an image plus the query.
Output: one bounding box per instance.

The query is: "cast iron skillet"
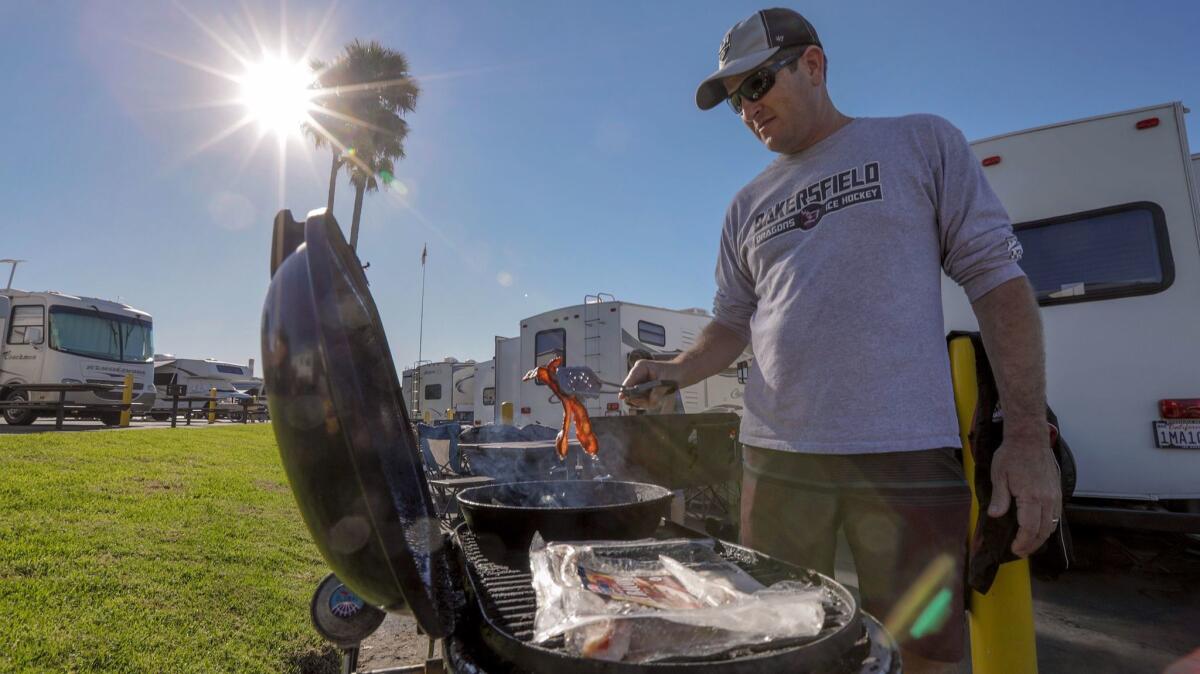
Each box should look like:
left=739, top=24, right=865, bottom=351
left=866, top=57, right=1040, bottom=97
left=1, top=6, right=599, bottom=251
left=457, top=479, right=673, bottom=565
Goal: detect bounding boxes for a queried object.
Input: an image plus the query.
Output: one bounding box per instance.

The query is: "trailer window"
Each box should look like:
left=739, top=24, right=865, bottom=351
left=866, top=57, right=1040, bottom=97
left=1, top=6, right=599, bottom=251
left=153, top=372, right=176, bottom=386
left=482, top=387, right=496, bottom=406
left=425, top=384, right=442, bottom=400
left=7, top=306, right=44, bottom=345
left=638, top=320, right=667, bottom=347
left=534, top=329, right=565, bottom=368
left=1014, top=202, right=1173, bottom=306
left=216, top=364, right=244, bottom=375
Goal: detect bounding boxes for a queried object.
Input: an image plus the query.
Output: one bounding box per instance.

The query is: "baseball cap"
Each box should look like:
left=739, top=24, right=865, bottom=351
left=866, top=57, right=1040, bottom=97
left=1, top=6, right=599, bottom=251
left=695, top=8, right=821, bottom=111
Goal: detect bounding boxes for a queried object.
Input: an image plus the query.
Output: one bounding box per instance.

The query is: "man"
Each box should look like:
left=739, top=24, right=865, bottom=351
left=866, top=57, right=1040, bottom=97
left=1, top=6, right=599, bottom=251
left=622, top=8, right=1061, bottom=671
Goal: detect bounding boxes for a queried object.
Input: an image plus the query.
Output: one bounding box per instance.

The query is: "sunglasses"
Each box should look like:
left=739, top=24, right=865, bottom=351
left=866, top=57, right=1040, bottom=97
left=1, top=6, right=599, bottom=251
left=726, top=50, right=805, bottom=114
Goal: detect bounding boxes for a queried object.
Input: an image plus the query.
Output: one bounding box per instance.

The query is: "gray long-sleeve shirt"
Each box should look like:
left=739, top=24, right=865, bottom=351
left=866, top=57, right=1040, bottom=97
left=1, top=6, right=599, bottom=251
left=713, top=114, right=1025, bottom=454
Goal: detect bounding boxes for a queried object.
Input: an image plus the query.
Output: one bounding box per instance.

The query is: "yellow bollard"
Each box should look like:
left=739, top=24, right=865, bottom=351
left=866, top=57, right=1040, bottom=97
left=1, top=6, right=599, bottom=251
left=446, top=408, right=454, bottom=421
left=208, top=387, right=217, bottom=424
left=119, top=374, right=133, bottom=427
left=949, top=337, right=1038, bottom=674
left=422, top=409, right=431, bottom=424
left=500, top=401, right=514, bottom=426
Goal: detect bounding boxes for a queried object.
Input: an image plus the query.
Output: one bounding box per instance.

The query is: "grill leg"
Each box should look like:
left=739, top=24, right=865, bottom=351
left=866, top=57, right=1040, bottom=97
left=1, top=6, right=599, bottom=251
left=56, top=391, right=66, bottom=430
left=340, top=646, right=358, bottom=674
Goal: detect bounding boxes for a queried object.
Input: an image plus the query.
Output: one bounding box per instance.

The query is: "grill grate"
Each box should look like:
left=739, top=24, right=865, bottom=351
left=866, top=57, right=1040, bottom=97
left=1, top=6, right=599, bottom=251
left=455, top=521, right=857, bottom=658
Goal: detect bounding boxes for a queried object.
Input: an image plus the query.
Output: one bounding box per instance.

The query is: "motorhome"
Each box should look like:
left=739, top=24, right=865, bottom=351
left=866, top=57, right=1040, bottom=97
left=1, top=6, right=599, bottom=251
left=493, top=335, right=521, bottom=420
left=513, top=295, right=748, bottom=428
left=0, top=286, right=155, bottom=425
left=401, top=358, right=477, bottom=423
left=942, top=101, right=1200, bottom=516
left=149, top=356, right=262, bottom=420
left=471, top=358, right=496, bottom=425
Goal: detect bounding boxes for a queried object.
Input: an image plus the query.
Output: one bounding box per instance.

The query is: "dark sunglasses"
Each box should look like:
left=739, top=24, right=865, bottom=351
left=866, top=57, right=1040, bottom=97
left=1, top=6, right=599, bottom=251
left=726, top=50, right=805, bottom=114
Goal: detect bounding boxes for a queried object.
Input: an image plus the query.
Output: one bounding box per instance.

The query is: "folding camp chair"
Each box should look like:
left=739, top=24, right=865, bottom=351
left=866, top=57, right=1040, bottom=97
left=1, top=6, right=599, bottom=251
left=416, top=422, right=493, bottom=520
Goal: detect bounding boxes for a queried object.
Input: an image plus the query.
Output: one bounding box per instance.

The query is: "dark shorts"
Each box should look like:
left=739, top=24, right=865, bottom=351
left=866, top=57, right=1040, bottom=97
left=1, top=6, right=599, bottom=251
left=740, top=445, right=971, bottom=663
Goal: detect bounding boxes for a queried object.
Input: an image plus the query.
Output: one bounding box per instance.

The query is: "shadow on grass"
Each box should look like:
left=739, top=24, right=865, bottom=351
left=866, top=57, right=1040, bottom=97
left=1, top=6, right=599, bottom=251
left=286, top=643, right=341, bottom=674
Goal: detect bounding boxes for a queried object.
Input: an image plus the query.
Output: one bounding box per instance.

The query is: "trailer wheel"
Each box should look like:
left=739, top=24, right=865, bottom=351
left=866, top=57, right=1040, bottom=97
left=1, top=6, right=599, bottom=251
left=2, top=391, right=38, bottom=426
left=98, top=412, right=122, bottom=426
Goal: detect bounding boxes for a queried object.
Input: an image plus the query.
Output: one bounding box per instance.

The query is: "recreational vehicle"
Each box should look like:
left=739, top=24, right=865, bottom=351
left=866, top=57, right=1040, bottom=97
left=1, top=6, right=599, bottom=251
left=514, top=295, right=747, bottom=428
left=471, top=358, right=496, bottom=425
left=493, top=335, right=521, bottom=420
left=0, top=287, right=155, bottom=425
left=942, top=101, right=1200, bottom=516
left=401, top=358, right=476, bottom=423
left=149, top=356, right=262, bottom=420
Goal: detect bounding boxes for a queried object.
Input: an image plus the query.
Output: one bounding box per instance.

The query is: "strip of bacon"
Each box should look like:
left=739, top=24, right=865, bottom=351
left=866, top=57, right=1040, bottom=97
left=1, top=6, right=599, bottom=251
left=522, top=356, right=600, bottom=458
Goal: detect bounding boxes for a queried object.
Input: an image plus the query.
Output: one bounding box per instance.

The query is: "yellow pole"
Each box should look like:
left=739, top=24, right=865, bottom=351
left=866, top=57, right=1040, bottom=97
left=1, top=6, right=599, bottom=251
left=422, top=409, right=431, bottom=424
left=500, top=401, right=514, bottom=426
left=949, top=337, right=1038, bottom=674
left=446, top=408, right=454, bottom=422
left=119, top=374, right=133, bottom=427
left=208, top=387, right=217, bottom=424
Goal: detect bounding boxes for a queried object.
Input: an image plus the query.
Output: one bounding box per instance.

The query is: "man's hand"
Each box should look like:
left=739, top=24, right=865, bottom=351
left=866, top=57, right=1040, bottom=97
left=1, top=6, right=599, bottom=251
left=988, top=429, right=1062, bottom=557
left=620, top=359, right=686, bottom=410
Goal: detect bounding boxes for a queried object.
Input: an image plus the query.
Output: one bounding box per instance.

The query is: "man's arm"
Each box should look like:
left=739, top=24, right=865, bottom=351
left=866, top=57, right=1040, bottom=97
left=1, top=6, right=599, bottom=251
left=621, top=320, right=747, bottom=407
left=971, top=276, right=1062, bottom=557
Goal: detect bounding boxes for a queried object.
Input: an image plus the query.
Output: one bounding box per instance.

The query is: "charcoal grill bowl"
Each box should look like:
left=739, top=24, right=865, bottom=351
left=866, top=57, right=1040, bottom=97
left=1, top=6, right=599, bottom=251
left=456, top=480, right=673, bottom=565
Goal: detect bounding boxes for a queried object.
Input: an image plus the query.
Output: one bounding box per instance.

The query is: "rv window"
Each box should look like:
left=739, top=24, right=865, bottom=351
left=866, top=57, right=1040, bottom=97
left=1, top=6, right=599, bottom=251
left=153, top=372, right=176, bottom=386
left=534, top=328, right=566, bottom=369
left=425, top=384, right=442, bottom=400
left=7, top=306, right=45, bottom=345
left=47, top=306, right=154, bottom=363
left=482, top=387, right=496, bottom=406
left=638, top=320, right=667, bottom=347
left=216, top=364, right=244, bottom=375
left=1013, top=202, right=1173, bottom=306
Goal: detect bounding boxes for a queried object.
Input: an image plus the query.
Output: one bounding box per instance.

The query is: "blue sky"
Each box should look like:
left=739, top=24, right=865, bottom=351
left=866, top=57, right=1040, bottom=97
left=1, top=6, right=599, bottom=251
left=2, top=1, right=1197, bottom=373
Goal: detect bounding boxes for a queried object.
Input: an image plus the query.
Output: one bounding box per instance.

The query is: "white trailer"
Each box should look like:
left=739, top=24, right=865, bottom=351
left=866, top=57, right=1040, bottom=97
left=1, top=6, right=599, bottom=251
left=0, top=287, right=155, bottom=425
left=471, top=358, right=496, bottom=426
left=149, top=356, right=261, bottom=420
left=942, top=101, right=1200, bottom=511
left=401, top=358, right=477, bottom=423
left=493, top=336, right=521, bottom=422
left=514, top=295, right=747, bottom=428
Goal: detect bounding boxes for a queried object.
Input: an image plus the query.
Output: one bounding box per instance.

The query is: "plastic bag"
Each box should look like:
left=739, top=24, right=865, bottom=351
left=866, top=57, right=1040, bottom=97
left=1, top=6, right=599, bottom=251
left=530, top=536, right=828, bottom=662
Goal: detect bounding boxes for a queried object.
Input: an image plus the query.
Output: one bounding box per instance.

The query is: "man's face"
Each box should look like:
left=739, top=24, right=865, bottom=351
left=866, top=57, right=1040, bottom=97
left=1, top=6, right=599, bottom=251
left=722, top=48, right=823, bottom=154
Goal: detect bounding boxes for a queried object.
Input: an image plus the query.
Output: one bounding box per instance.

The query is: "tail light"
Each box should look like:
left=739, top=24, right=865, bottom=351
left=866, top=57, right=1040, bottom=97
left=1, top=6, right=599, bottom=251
left=1159, top=399, right=1200, bottom=419
left=606, top=402, right=620, bottom=412
left=520, top=406, right=531, bottom=414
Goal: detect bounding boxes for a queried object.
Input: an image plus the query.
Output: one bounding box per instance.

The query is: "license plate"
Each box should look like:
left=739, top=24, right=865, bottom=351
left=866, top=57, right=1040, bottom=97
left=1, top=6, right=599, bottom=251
left=1153, top=421, right=1200, bottom=449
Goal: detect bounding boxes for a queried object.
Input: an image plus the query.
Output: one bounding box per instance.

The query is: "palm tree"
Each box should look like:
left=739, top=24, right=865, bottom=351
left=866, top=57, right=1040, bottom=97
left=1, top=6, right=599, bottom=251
left=305, top=40, right=419, bottom=249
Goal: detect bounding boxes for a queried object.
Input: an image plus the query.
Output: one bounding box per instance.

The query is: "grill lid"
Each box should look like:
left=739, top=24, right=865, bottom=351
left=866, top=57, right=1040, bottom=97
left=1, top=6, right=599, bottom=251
left=261, top=210, right=458, bottom=638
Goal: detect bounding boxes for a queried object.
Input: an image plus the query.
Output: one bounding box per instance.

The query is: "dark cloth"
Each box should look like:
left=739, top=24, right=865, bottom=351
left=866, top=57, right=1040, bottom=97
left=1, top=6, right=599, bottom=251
left=950, top=331, right=1076, bottom=594
left=740, top=444, right=971, bottom=663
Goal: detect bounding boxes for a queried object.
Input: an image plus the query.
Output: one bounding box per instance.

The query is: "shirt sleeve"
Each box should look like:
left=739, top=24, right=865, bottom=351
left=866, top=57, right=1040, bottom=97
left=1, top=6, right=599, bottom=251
left=712, top=209, right=757, bottom=341
left=933, top=117, right=1027, bottom=302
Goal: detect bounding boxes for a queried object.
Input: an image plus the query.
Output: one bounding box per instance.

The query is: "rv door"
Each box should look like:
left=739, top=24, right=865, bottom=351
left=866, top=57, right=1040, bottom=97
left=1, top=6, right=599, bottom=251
left=4, top=304, right=47, bottom=388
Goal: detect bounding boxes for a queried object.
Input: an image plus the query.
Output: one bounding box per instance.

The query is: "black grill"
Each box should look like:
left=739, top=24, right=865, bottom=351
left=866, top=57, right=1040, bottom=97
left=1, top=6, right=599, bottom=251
left=452, top=521, right=872, bottom=673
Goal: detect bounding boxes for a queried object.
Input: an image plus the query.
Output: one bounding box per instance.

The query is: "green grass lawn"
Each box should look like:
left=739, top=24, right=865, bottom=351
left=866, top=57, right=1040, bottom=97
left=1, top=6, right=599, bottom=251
left=0, top=426, right=340, bottom=673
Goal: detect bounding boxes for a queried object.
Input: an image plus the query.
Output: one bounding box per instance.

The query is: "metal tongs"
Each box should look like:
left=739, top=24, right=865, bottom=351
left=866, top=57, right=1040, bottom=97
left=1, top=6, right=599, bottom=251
left=555, top=365, right=678, bottom=401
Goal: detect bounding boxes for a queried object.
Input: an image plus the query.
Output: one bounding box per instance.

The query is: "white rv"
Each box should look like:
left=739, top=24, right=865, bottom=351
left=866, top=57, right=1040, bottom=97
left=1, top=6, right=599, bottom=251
left=493, top=335, right=521, bottom=421
left=401, top=358, right=477, bottom=423
left=0, top=288, right=155, bottom=425
left=942, top=101, right=1200, bottom=513
left=149, top=356, right=262, bottom=420
left=514, top=295, right=747, bottom=428
left=471, top=358, right=497, bottom=425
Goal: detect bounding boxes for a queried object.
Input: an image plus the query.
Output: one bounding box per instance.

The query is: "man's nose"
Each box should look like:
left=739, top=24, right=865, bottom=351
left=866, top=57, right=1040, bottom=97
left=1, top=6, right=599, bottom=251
left=740, top=97, right=765, bottom=122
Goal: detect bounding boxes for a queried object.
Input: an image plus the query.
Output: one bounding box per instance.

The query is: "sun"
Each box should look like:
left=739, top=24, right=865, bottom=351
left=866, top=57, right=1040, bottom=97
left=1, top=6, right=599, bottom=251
left=237, top=54, right=315, bottom=139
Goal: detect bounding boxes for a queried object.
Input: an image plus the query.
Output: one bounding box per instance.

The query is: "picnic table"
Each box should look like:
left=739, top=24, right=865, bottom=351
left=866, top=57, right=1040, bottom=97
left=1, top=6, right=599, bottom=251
left=4, top=383, right=138, bottom=430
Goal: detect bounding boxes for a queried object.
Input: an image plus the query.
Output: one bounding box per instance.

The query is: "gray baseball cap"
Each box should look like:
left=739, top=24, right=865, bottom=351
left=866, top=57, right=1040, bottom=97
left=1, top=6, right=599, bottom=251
left=695, top=8, right=822, bottom=111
